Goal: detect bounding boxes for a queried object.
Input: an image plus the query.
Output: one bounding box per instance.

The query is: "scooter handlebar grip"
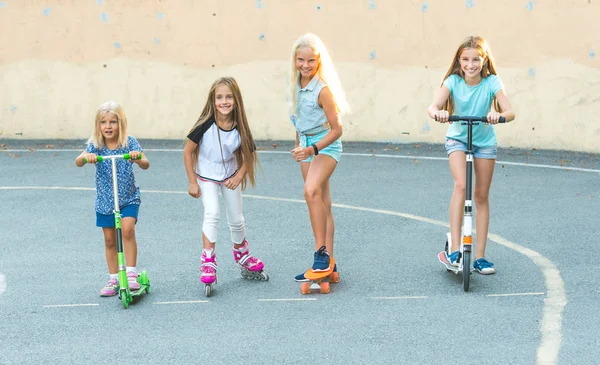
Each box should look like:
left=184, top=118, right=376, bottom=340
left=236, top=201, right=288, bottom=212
left=123, top=153, right=142, bottom=160
left=83, top=156, right=103, bottom=163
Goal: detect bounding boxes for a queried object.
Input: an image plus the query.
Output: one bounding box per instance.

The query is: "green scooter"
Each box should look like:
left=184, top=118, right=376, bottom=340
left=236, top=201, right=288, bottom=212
left=85, top=153, right=150, bottom=308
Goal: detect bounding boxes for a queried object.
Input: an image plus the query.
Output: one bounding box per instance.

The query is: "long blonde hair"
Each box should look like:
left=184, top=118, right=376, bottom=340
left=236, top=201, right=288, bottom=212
left=289, top=33, right=349, bottom=116
left=441, top=36, right=501, bottom=115
left=188, top=77, right=258, bottom=190
left=88, top=101, right=128, bottom=149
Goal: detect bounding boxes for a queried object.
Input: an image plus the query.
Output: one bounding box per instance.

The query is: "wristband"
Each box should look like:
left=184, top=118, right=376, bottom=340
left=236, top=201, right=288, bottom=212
left=311, top=144, right=319, bottom=156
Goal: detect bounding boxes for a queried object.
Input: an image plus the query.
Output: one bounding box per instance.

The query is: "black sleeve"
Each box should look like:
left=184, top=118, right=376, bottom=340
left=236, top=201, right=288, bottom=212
left=187, top=120, right=214, bottom=144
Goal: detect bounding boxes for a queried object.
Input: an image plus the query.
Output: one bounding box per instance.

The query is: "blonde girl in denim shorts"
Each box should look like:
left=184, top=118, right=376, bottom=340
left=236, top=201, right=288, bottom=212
left=75, top=101, right=150, bottom=296
left=427, top=36, right=515, bottom=274
left=288, top=33, right=349, bottom=281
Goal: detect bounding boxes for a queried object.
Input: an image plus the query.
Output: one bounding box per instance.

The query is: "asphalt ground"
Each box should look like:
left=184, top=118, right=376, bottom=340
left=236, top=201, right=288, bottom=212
left=0, top=139, right=598, bottom=365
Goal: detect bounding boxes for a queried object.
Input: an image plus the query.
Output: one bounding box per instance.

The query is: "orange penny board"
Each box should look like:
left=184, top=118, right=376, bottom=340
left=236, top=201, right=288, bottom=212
left=303, top=257, right=335, bottom=280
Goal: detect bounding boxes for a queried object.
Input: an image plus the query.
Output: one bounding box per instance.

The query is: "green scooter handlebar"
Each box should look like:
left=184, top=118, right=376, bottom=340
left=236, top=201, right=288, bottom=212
left=83, top=153, right=143, bottom=164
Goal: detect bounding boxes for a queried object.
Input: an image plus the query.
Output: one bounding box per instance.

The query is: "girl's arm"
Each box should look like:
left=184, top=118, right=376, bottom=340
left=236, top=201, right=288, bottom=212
left=427, top=85, right=451, bottom=122
left=492, top=89, right=515, bottom=123
left=183, top=139, right=201, bottom=198
left=225, top=158, right=248, bottom=190
left=75, top=151, right=97, bottom=167
left=314, top=86, right=342, bottom=150
left=291, top=86, right=341, bottom=160
left=130, top=151, right=150, bottom=170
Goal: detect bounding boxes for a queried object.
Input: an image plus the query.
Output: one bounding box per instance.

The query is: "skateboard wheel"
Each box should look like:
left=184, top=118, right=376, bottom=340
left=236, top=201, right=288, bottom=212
left=320, top=281, right=330, bottom=294
left=330, top=272, right=339, bottom=283
left=300, top=282, right=310, bottom=295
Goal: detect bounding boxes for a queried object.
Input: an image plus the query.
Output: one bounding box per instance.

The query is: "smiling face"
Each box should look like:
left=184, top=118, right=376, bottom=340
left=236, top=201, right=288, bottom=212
left=459, top=47, right=485, bottom=80
left=295, top=47, right=319, bottom=79
left=214, top=84, right=235, bottom=118
left=99, top=111, right=119, bottom=142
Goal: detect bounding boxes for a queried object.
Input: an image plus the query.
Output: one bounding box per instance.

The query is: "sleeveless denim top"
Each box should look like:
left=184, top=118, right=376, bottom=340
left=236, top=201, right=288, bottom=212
left=290, top=75, right=330, bottom=135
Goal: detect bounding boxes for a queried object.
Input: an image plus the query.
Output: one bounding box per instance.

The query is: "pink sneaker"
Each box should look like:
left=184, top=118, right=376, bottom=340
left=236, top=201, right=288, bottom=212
left=233, top=240, right=264, bottom=272
left=200, top=250, right=217, bottom=284
left=127, top=271, right=140, bottom=290
left=100, top=278, right=119, bottom=297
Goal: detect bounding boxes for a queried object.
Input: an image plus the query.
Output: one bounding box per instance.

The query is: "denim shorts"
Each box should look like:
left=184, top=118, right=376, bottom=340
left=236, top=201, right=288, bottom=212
left=445, top=138, right=497, bottom=159
left=299, top=129, right=342, bottom=163
left=96, top=204, right=139, bottom=228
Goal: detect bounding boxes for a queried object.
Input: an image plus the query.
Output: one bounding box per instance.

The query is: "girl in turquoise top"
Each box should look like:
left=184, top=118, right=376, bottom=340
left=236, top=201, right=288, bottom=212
left=288, top=33, right=349, bottom=281
left=427, top=36, right=515, bottom=274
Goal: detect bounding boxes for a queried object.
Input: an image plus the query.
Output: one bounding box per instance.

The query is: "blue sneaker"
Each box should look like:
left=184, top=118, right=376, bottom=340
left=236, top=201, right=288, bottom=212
left=295, top=263, right=337, bottom=282
left=446, top=250, right=460, bottom=267
left=473, top=258, right=495, bottom=275
left=312, top=246, right=330, bottom=272
left=294, top=272, right=309, bottom=282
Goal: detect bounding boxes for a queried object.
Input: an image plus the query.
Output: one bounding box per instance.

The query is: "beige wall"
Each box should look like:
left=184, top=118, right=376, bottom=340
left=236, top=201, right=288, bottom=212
left=1, top=1, right=599, bottom=152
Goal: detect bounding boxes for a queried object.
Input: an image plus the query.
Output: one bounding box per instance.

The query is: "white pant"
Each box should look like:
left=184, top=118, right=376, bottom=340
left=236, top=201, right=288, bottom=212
left=199, top=180, right=245, bottom=244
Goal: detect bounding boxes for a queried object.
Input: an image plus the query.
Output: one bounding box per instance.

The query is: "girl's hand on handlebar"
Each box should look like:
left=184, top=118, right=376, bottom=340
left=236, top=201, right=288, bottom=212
left=129, top=151, right=142, bottom=163
left=84, top=153, right=98, bottom=164
left=487, top=111, right=501, bottom=124
left=434, top=110, right=450, bottom=123
left=188, top=183, right=201, bottom=198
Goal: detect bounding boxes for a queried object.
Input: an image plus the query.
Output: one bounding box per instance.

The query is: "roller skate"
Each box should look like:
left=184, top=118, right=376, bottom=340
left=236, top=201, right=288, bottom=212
left=233, top=240, right=269, bottom=281
left=200, top=249, right=217, bottom=297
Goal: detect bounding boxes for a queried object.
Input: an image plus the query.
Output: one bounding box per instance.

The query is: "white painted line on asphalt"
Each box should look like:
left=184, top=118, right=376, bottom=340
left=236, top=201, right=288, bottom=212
left=2, top=148, right=598, bottom=174
left=0, top=273, right=6, bottom=296
left=372, top=296, right=428, bottom=300
left=487, top=233, right=566, bottom=365
left=3, top=187, right=566, bottom=365
left=488, top=292, right=545, bottom=297
left=0, top=186, right=94, bottom=191
left=43, top=303, right=99, bottom=308
left=258, top=298, right=317, bottom=302
left=153, top=300, right=209, bottom=305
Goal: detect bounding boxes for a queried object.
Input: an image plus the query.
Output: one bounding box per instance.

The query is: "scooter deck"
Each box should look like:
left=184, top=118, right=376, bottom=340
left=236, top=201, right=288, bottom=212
left=121, top=271, right=151, bottom=298
left=438, top=251, right=460, bottom=274
left=130, top=284, right=150, bottom=296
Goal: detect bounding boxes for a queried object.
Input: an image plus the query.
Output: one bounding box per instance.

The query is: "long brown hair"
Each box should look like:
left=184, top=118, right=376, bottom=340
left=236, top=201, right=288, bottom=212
left=188, top=77, right=258, bottom=190
left=441, top=36, right=501, bottom=115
